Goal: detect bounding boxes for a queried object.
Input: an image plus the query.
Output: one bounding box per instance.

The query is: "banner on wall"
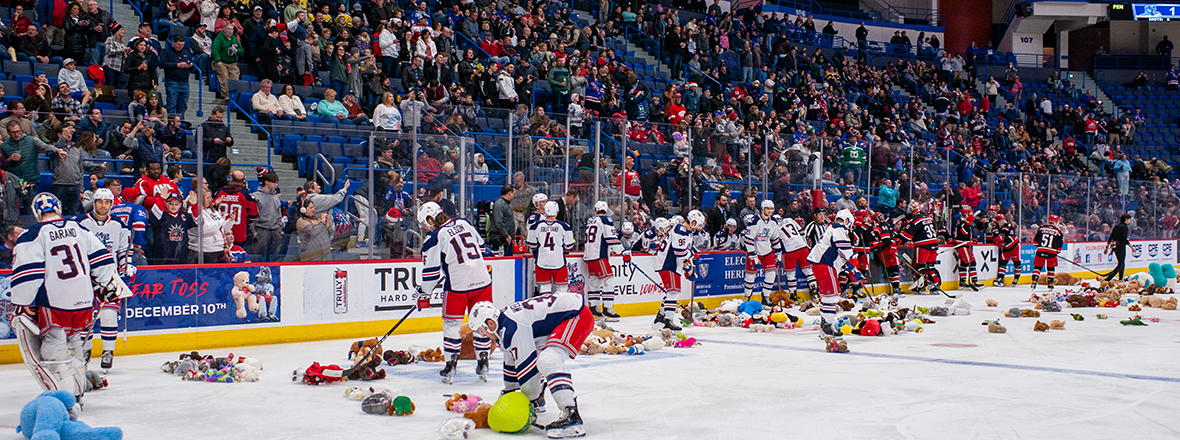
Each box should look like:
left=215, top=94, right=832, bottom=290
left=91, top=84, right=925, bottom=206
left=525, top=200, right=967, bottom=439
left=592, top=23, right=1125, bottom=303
left=124, top=265, right=282, bottom=331
left=301, top=259, right=522, bottom=323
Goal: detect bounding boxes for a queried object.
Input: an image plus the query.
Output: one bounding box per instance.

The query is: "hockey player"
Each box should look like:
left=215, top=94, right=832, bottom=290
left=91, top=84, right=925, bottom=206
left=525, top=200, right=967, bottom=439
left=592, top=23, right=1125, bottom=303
left=110, top=188, right=148, bottom=266
left=981, top=205, right=1000, bottom=246
left=803, top=208, right=828, bottom=248
left=950, top=206, right=984, bottom=291
left=528, top=201, right=577, bottom=296
left=900, top=201, right=946, bottom=296
left=1031, top=215, right=1065, bottom=290
left=806, top=209, right=863, bottom=353
left=777, top=215, right=815, bottom=298
left=583, top=201, right=624, bottom=320
left=687, top=210, right=711, bottom=250
left=416, top=201, right=494, bottom=384
left=743, top=201, right=784, bottom=305
left=76, top=189, right=132, bottom=371
left=653, top=214, right=692, bottom=331
left=713, top=218, right=740, bottom=250
left=871, top=212, right=902, bottom=295
left=619, top=221, right=638, bottom=251
left=527, top=193, right=549, bottom=230
left=11, top=193, right=129, bottom=399
left=993, top=214, right=1022, bottom=287
left=846, top=210, right=873, bottom=296
left=468, top=294, right=593, bottom=438
left=637, top=217, right=666, bottom=253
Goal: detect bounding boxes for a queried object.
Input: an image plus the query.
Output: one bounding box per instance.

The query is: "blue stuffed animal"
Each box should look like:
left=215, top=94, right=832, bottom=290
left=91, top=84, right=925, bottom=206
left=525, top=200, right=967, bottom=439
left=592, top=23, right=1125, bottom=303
left=17, top=390, right=122, bottom=440
left=738, top=300, right=763, bottom=316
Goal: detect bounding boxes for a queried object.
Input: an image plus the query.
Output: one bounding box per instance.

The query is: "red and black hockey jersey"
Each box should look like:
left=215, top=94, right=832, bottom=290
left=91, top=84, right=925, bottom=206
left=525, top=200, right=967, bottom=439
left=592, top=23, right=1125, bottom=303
left=900, top=216, right=940, bottom=250
left=1033, top=225, right=1064, bottom=255
left=997, top=224, right=1019, bottom=252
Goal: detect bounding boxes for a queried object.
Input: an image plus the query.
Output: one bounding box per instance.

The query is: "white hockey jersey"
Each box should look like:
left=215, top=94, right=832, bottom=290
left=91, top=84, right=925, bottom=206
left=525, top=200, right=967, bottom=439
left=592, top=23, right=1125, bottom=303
left=689, top=229, right=711, bottom=251
left=527, top=219, right=576, bottom=270
left=11, top=218, right=118, bottom=311
left=806, top=222, right=854, bottom=268
left=639, top=228, right=661, bottom=253
left=712, top=229, right=740, bottom=250
left=78, top=214, right=131, bottom=272
left=527, top=211, right=545, bottom=231
left=655, top=224, right=692, bottom=273
left=497, top=293, right=587, bottom=385
left=421, top=218, right=493, bottom=294
left=583, top=215, right=622, bottom=261
left=743, top=216, right=783, bottom=257
left=620, top=233, right=638, bottom=253
left=777, top=218, right=808, bottom=253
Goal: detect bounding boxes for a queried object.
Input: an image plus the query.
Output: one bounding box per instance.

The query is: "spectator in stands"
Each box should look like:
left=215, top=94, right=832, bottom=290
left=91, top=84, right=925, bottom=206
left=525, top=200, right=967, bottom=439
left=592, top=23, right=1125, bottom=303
left=188, top=23, right=213, bottom=82
left=61, top=3, right=89, bottom=63
left=252, top=169, right=282, bottom=261
left=102, top=24, right=126, bottom=88
left=1159, top=35, right=1174, bottom=58
left=0, top=225, right=22, bottom=269
left=294, top=196, right=332, bottom=261
left=37, top=110, right=71, bottom=144
left=498, top=63, right=519, bottom=109
left=187, top=188, right=230, bottom=263
left=14, top=25, right=51, bottom=64
left=212, top=23, right=242, bottom=100
left=641, top=162, right=666, bottom=212
left=373, top=92, right=402, bottom=131
left=125, top=38, right=158, bottom=95
left=303, top=177, right=348, bottom=215
left=214, top=169, right=258, bottom=248
left=58, top=59, right=91, bottom=107
left=489, top=184, right=515, bottom=255
left=77, top=131, right=110, bottom=164
left=161, top=35, right=194, bottom=117
left=400, top=89, right=428, bottom=131
left=77, top=108, right=113, bottom=150
left=205, top=157, right=231, bottom=194
left=37, top=0, right=67, bottom=47
left=148, top=192, right=195, bottom=265
left=50, top=123, right=104, bottom=216
left=25, top=71, right=50, bottom=98
left=52, top=84, right=85, bottom=122
left=201, top=106, right=233, bottom=162
left=158, top=115, right=191, bottom=158
left=276, top=84, right=308, bottom=121
left=84, top=0, right=113, bottom=46
left=252, top=79, right=286, bottom=125
left=125, top=120, right=165, bottom=172
left=341, top=92, right=372, bottom=125
left=3, top=120, right=66, bottom=210
left=877, top=179, right=898, bottom=214
left=314, top=89, right=351, bottom=123
left=22, top=85, right=52, bottom=124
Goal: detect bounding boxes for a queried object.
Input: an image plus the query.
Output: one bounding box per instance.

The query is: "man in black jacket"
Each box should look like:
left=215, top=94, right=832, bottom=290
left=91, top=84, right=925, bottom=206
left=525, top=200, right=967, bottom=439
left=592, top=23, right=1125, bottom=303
left=706, top=192, right=729, bottom=235
left=1105, top=214, right=1131, bottom=281
left=490, top=184, right=515, bottom=256
left=641, top=162, right=667, bottom=212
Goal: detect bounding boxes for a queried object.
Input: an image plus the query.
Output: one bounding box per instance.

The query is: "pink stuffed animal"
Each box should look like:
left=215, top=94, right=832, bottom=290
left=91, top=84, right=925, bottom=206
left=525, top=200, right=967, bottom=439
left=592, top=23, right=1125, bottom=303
left=674, top=337, right=697, bottom=348
left=446, top=394, right=482, bottom=413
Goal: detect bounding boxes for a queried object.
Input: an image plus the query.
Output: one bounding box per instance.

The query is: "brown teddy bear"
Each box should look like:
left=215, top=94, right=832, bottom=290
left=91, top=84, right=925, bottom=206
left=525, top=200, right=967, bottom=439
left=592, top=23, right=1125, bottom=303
left=1049, top=320, right=1065, bottom=330
left=349, top=338, right=383, bottom=360
left=986, top=299, right=998, bottom=307
left=1066, top=294, right=1089, bottom=308
left=418, top=347, right=445, bottom=362
left=382, top=350, right=414, bottom=366
left=768, top=290, right=795, bottom=308
left=1142, top=297, right=1167, bottom=308
left=1164, top=297, right=1178, bottom=310
left=1129, top=304, right=1142, bottom=312
left=1021, top=309, right=1041, bottom=318
left=838, top=300, right=856, bottom=311
left=347, top=354, right=386, bottom=381
left=1054, top=273, right=1082, bottom=286
left=464, top=403, right=492, bottom=428
left=988, top=320, right=1007, bottom=333
left=1033, top=321, right=1049, bottom=332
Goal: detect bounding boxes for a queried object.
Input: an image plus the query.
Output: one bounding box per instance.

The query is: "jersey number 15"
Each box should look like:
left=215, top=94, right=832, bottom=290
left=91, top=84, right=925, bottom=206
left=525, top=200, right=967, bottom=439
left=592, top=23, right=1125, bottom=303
left=450, top=231, right=481, bottom=264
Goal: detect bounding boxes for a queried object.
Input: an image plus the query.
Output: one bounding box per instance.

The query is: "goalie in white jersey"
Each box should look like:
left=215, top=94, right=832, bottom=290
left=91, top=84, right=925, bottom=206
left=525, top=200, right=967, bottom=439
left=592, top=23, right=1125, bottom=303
left=469, top=293, right=593, bottom=439
left=11, top=193, right=131, bottom=400
left=527, top=201, right=576, bottom=296
left=76, top=188, right=132, bottom=372
left=416, top=201, right=495, bottom=384
left=778, top=216, right=816, bottom=298
left=743, top=201, right=784, bottom=305
left=583, top=201, right=625, bottom=320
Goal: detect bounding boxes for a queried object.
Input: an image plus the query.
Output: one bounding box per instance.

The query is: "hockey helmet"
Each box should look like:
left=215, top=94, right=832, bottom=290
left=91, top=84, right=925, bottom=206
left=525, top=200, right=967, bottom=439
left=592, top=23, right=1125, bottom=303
left=671, top=215, right=684, bottom=225
left=468, top=301, right=501, bottom=333
left=621, top=221, right=635, bottom=235
left=532, top=193, right=549, bottom=209
left=417, top=201, right=443, bottom=227
left=544, top=201, right=560, bottom=217
left=994, top=214, right=1006, bottom=222
left=1048, top=214, right=1060, bottom=224
left=908, top=201, right=922, bottom=214
left=593, top=200, right=609, bottom=214
left=835, top=209, right=855, bottom=225
left=93, top=188, right=115, bottom=201
left=961, top=206, right=972, bottom=215
left=687, top=210, right=706, bottom=229
left=772, top=214, right=782, bottom=223
left=856, top=209, right=871, bottom=220
left=653, top=217, right=670, bottom=233
left=987, top=204, right=999, bottom=212
left=760, top=200, right=775, bottom=210
left=793, top=217, right=805, bottom=226
left=32, top=192, right=62, bottom=222
left=726, top=218, right=738, bottom=227
left=872, top=211, right=885, bottom=222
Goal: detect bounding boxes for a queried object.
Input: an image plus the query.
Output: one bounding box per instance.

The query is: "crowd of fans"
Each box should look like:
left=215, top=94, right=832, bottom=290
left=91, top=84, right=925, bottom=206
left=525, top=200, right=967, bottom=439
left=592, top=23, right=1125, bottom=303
left=0, top=0, right=1175, bottom=267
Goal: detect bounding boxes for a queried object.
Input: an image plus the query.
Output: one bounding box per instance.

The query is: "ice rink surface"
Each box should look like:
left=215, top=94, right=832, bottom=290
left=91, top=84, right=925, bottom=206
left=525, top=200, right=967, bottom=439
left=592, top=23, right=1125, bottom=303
left=4, top=285, right=1180, bottom=440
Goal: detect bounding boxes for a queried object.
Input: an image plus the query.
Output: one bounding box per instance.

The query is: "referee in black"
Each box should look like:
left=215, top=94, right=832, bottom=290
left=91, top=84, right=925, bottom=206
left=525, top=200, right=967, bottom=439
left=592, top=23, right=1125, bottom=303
left=1105, top=214, right=1131, bottom=281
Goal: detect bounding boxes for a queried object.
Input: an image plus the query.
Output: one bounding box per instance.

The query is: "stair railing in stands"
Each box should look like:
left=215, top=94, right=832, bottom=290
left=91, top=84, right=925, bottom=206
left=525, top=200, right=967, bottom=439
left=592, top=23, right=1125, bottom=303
left=193, top=64, right=204, bottom=117
left=624, top=24, right=661, bottom=73
left=225, top=97, right=272, bottom=169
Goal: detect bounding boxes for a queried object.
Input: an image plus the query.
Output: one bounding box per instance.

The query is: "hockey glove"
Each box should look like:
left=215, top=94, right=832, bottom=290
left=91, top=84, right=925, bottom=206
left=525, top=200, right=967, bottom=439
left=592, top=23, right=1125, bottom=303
left=850, top=269, right=866, bottom=284
left=94, top=276, right=133, bottom=303
left=621, top=250, right=632, bottom=262
left=415, top=287, right=431, bottom=310
left=747, top=253, right=760, bottom=269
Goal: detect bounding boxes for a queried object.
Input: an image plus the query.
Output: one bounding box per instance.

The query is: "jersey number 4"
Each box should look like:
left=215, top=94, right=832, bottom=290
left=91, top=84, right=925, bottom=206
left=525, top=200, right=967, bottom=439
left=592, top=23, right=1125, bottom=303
left=449, top=231, right=481, bottom=264
left=50, top=243, right=87, bottom=280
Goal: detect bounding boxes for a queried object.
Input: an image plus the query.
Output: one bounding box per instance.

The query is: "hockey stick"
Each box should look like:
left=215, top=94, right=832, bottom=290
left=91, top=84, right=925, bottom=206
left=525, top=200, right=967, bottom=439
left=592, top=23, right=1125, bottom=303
left=627, top=260, right=670, bottom=295
left=337, top=307, right=417, bottom=378
left=1060, top=258, right=1111, bottom=277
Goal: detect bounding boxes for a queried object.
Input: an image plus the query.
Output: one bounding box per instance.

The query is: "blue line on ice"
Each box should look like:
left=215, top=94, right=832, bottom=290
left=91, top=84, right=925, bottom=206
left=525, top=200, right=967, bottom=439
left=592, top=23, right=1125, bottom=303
left=698, top=338, right=1180, bottom=383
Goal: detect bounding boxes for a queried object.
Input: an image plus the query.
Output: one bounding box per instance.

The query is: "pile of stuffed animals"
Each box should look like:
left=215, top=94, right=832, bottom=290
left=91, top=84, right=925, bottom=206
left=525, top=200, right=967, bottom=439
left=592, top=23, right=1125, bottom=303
left=160, top=351, right=262, bottom=383
left=671, top=292, right=942, bottom=338
left=578, top=325, right=697, bottom=356
left=294, top=339, right=452, bottom=386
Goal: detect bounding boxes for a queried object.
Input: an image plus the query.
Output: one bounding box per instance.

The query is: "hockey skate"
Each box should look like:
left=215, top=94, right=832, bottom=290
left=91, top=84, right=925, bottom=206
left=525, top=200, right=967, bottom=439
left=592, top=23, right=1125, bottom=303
left=545, top=401, right=586, bottom=439
left=993, top=278, right=1005, bottom=287
left=589, top=306, right=603, bottom=319
left=439, top=355, right=459, bottom=384
left=100, top=351, right=113, bottom=372
left=1047, top=282, right=1055, bottom=292
left=475, top=352, right=489, bottom=382
left=960, top=279, right=979, bottom=292
left=970, top=279, right=985, bottom=290
left=652, top=313, right=682, bottom=331
left=601, top=306, right=620, bottom=322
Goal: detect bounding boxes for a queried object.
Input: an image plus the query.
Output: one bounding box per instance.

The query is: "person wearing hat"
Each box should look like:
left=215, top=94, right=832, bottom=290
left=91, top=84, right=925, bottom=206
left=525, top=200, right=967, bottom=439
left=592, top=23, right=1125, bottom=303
left=124, top=120, right=165, bottom=172
left=211, top=22, right=242, bottom=99
left=161, top=34, right=194, bottom=117
left=56, top=59, right=92, bottom=109
left=251, top=169, right=282, bottom=261
left=148, top=191, right=195, bottom=265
